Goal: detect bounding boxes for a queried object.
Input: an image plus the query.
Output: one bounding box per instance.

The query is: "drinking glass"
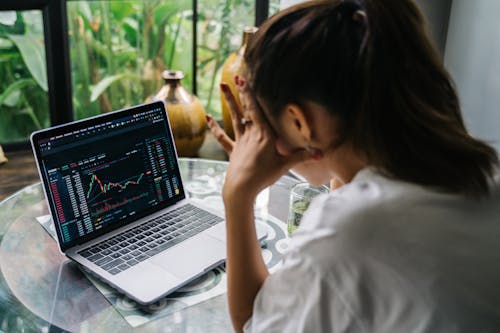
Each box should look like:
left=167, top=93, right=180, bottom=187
left=287, top=183, right=329, bottom=236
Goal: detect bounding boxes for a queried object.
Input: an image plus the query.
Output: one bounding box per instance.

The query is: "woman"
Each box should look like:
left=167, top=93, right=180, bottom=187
left=207, top=0, right=500, bottom=331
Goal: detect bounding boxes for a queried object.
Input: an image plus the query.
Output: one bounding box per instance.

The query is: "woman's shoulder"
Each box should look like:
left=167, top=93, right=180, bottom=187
left=292, top=166, right=500, bottom=257
left=297, top=168, right=427, bottom=231
left=303, top=166, right=500, bottom=230
left=287, top=168, right=406, bottom=257
left=273, top=168, right=500, bottom=333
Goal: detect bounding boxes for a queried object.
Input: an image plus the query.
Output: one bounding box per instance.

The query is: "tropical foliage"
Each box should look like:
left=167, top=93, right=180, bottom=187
left=0, top=0, right=280, bottom=144
left=0, top=11, right=48, bottom=142
left=67, top=0, right=193, bottom=119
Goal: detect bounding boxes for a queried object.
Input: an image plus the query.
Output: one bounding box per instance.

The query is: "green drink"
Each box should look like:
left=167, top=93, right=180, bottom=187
left=287, top=183, right=329, bottom=236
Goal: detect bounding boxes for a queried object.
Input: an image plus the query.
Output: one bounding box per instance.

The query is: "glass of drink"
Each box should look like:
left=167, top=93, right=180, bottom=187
left=287, top=183, right=329, bottom=236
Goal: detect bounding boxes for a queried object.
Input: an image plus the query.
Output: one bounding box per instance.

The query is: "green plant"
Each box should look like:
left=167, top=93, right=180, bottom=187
left=68, top=0, right=193, bottom=119
left=0, top=1, right=270, bottom=143
left=196, top=0, right=254, bottom=117
left=0, top=10, right=49, bottom=142
left=70, top=0, right=255, bottom=120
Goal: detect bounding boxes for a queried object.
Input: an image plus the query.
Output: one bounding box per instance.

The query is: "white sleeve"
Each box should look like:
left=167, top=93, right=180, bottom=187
left=243, top=249, right=360, bottom=333
left=243, top=189, right=372, bottom=333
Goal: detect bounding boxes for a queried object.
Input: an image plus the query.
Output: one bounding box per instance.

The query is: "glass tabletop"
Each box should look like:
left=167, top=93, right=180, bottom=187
left=0, top=158, right=300, bottom=332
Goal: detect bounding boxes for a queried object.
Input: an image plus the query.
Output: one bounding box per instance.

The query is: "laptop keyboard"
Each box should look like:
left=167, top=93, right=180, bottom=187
left=77, top=204, right=223, bottom=275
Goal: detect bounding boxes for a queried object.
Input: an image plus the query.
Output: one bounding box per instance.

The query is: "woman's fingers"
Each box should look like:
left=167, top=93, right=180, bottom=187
left=220, top=83, right=245, bottom=139
left=235, top=76, right=267, bottom=128
left=206, top=114, right=234, bottom=154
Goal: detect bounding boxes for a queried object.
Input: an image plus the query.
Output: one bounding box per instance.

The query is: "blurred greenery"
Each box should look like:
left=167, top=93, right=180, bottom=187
left=196, top=0, right=279, bottom=114
left=0, top=0, right=282, bottom=144
left=67, top=0, right=193, bottom=119
left=67, top=0, right=258, bottom=120
left=196, top=0, right=254, bottom=116
left=0, top=10, right=49, bottom=143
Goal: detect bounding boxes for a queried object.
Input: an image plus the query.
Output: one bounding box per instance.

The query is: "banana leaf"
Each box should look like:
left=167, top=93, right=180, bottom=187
left=0, top=78, right=36, bottom=107
left=90, top=73, right=139, bottom=102
left=7, top=34, right=48, bottom=92
left=153, top=2, right=182, bottom=26
left=110, top=2, right=137, bottom=22
left=0, top=37, right=13, bottom=49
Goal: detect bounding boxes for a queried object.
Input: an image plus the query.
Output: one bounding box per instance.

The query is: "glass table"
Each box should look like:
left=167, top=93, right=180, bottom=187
left=0, top=158, right=300, bottom=332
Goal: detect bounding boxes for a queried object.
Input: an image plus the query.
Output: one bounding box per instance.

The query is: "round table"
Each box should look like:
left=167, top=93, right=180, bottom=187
left=0, top=158, right=300, bottom=332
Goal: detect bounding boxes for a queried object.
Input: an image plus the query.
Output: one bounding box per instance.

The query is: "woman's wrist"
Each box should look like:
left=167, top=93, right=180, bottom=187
left=223, top=186, right=256, bottom=215
left=223, top=181, right=258, bottom=203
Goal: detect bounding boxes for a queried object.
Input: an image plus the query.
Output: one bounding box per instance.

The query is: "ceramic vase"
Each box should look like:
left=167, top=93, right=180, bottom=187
left=220, top=27, right=258, bottom=139
left=148, top=70, right=206, bottom=157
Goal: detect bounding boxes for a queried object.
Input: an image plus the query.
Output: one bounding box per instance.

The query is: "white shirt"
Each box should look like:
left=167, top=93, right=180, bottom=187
left=244, top=168, right=500, bottom=332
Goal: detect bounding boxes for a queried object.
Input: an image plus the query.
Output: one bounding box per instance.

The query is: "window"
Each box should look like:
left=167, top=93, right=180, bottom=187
left=0, top=10, right=49, bottom=143
left=67, top=1, right=193, bottom=120
left=0, top=0, right=277, bottom=147
left=198, top=0, right=279, bottom=117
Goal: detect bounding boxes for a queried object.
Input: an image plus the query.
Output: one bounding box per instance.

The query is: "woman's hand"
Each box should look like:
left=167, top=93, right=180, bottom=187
left=217, top=76, right=313, bottom=332
left=208, top=115, right=344, bottom=193
left=220, top=77, right=312, bottom=202
left=205, top=115, right=234, bottom=155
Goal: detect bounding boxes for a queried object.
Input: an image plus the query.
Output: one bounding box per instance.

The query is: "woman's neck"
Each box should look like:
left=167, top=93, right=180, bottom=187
left=325, top=141, right=368, bottom=185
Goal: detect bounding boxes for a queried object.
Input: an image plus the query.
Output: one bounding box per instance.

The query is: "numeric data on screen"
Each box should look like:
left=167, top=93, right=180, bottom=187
left=39, top=108, right=182, bottom=244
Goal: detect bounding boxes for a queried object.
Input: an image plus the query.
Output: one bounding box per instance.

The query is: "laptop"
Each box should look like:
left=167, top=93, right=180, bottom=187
left=31, top=101, right=267, bottom=305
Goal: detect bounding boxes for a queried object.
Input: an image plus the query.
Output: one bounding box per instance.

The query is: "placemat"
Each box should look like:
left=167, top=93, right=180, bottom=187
left=36, top=204, right=290, bottom=327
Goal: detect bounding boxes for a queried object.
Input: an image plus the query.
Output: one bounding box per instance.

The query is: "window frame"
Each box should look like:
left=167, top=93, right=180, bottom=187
left=1, top=0, right=73, bottom=149
left=1, top=0, right=270, bottom=150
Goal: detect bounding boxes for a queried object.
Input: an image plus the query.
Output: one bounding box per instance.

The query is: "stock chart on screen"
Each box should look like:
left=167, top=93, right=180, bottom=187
left=38, top=107, right=182, bottom=245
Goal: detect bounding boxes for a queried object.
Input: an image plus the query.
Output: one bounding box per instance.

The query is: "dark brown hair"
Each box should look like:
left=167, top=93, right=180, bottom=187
left=245, top=0, right=499, bottom=197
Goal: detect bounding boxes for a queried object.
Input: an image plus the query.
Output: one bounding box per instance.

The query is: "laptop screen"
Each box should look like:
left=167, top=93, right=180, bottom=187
left=32, top=102, right=186, bottom=250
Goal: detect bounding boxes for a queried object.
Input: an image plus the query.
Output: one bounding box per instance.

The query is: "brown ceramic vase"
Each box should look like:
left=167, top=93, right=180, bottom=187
left=148, top=70, right=206, bottom=157
left=220, top=27, right=258, bottom=139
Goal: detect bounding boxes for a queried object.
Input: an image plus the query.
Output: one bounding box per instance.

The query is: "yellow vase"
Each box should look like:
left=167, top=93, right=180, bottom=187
left=220, top=27, right=258, bottom=139
left=148, top=70, right=207, bottom=157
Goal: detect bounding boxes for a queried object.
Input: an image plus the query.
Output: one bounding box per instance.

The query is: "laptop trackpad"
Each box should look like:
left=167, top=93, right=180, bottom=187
left=150, top=233, right=225, bottom=280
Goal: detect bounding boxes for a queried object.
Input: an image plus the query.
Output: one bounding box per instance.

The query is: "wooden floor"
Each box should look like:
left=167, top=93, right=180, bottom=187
left=0, top=133, right=227, bottom=202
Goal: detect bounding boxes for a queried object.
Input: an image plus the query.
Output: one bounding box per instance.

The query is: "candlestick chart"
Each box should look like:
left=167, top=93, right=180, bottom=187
left=82, top=150, right=151, bottom=220
left=86, top=172, right=145, bottom=202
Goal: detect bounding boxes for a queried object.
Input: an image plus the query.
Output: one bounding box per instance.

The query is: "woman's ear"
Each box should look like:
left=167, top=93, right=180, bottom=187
left=283, top=103, right=312, bottom=144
